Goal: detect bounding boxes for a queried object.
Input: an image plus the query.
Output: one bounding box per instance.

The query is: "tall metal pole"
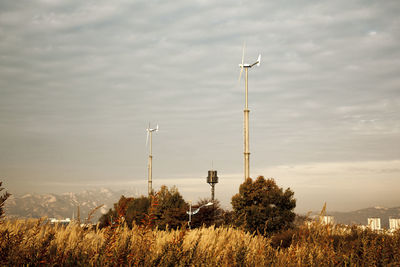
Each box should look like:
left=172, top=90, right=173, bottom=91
left=188, top=200, right=192, bottom=230
left=244, top=68, right=250, bottom=180
left=148, top=131, right=153, bottom=196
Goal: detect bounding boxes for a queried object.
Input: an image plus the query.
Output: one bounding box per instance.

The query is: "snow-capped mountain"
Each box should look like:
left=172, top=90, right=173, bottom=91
left=4, top=188, right=134, bottom=222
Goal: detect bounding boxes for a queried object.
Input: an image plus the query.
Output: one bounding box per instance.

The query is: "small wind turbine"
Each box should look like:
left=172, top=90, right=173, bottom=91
left=238, top=43, right=261, bottom=180
left=146, top=123, right=158, bottom=196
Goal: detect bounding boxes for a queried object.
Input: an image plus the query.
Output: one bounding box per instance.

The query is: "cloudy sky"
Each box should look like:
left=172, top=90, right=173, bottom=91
left=1, top=0, right=399, bottom=213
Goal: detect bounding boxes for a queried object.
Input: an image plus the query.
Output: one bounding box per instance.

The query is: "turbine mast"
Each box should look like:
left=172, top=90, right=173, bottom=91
left=146, top=123, right=158, bottom=196
left=244, top=67, right=250, bottom=180
left=148, top=130, right=153, bottom=196
left=238, top=45, right=260, bottom=181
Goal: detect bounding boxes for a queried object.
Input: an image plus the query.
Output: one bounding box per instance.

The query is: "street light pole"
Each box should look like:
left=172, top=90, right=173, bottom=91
left=188, top=200, right=192, bottom=230
left=187, top=201, right=213, bottom=230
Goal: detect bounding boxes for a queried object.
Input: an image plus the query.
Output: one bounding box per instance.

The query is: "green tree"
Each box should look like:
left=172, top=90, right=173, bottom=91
left=154, top=185, right=188, bottom=230
left=125, top=196, right=151, bottom=227
left=98, top=195, right=129, bottom=228
left=231, top=176, right=296, bottom=236
left=99, top=208, right=117, bottom=228
left=221, top=209, right=235, bottom=226
left=98, top=186, right=188, bottom=230
left=99, top=195, right=151, bottom=228
left=0, top=181, right=11, bottom=219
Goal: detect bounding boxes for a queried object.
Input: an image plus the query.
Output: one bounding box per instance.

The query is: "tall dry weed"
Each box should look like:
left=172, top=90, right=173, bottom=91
left=1, top=218, right=400, bottom=266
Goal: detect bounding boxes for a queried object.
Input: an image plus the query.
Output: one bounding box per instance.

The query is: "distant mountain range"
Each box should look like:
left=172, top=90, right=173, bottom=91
left=313, top=206, right=400, bottom=228
left=4, top=188, right=134, bottom=223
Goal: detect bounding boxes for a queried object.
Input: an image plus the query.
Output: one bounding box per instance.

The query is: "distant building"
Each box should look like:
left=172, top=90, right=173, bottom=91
left=49, top=218, right=71, bottom=225
left=367, top=218, right=381, bottom=230
left=389, top=218, right=400, bottom=230
left=322, top=216, right=334, bottom=225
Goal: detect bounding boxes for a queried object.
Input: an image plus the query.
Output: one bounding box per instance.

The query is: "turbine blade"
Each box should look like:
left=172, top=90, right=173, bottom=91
left=156, top=124, right=159, bottom=131
left=146, top=130, right=149, bottom=146
left=241, top=42, right=245, bottom=66
left=238, top=67, right=243, bottom=82
left=238, top=42, right=245, bottom=83
left=250, top=54, right=262, bottom=67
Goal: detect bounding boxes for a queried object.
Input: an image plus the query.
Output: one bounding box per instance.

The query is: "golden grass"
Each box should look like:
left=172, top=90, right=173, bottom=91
left=1, top=219, right=399, bottom=266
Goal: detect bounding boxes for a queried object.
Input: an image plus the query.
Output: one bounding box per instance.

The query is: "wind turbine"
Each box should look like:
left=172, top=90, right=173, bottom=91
left=238, top=43, right=261, bottom=180
left=146, top=123, right=158, bottom=196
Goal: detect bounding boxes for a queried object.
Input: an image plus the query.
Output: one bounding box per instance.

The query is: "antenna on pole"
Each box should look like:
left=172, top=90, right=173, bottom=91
left=146, top=123, right=159, bottom=196
left=238, top=43, right=261, bottom=180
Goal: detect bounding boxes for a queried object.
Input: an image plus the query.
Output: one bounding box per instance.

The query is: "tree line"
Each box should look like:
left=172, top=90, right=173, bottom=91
left=99, top=176, right=297, bottom=236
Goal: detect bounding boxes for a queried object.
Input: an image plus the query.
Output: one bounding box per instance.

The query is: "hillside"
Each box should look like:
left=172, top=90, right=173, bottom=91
left=4, top=188, right=133, bottom=222
left=321, top=206, right=400, bottom=228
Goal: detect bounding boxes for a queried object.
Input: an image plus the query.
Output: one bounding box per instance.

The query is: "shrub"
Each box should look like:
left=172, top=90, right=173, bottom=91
left=231, top=176, right=296, bottom=236
left=99, top=185, right=188, bottom=230
left=0, top=181, right=11, bottom=219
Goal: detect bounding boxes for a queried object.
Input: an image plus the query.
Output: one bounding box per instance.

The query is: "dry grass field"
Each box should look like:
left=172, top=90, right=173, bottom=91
left=1, top=218, right=400, bottom=266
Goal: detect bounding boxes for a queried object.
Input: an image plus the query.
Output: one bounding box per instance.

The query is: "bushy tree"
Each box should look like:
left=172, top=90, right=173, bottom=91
left=99, top=208, right=117, bottom=228
left=190, top=198, right=224, bottom=228
left=99, top=196, right=127, bottom=228
left=221, top=209, right=235, bottom=226
left=98, top=185, right=188, bottom=230
left=0, top=181, right=11, bottom=219
left=154, top=185, right=188, bottom=230
left=231, top=176, right=296, bottom=236
left=125, top=196, right=151, bottom=227
left=99, top=195, right=151, bottom=228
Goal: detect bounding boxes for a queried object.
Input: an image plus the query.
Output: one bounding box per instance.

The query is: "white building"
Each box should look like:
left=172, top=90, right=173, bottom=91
left=367, top=218, right=381, bottom=230
left=49, top=218, right=71, bottom=225
left=322, top=216, right=334, bottom=225
left=389, top=218, right=400, bottom=230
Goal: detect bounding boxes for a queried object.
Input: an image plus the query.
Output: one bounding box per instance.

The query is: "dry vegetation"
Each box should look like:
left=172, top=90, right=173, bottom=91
left=1, top=218, right=400, bottom=266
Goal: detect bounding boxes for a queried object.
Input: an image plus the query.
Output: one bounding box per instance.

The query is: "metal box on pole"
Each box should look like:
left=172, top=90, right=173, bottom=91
left=207, top=170, right=218, bottom=201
